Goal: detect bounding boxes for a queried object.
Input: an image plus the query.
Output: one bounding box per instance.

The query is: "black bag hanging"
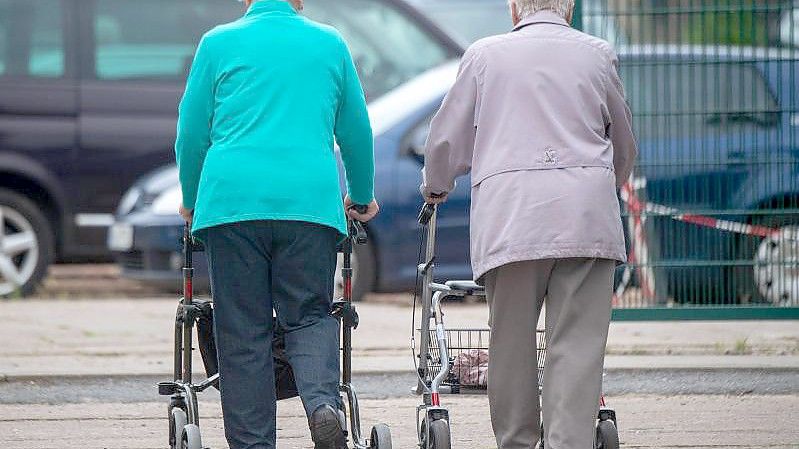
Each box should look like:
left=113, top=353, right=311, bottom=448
left=196, top=304, right=299, bottom=400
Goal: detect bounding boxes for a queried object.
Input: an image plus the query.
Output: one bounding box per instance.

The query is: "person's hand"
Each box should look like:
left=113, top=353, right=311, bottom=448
left=345, top=196, right=379, bottom=222
left=424, top=192, right=448, bottom=205
left=179, top=204, right=194, bottom=225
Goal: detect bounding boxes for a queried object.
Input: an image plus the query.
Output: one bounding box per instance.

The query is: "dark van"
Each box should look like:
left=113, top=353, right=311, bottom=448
left=0, top=0, right=461, bottom=296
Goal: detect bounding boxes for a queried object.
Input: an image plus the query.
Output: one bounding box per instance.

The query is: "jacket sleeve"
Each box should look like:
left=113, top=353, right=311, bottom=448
left=421, top=47, right=482, bottom=196
left=334, top=40, right=375, bottom=206
left=605, top=51, right=638, bottom=188
left=175, top=35, right=216, bottom=210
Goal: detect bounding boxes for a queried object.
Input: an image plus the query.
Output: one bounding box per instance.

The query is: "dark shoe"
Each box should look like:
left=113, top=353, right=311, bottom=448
left=310, top=404, right=347, bottom=449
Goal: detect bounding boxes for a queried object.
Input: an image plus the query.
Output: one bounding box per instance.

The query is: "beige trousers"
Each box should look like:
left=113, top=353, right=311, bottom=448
left=484, top=258, right=615, bottom=449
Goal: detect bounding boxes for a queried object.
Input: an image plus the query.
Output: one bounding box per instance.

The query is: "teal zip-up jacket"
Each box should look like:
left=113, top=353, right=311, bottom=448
left=175, top=0, right=374, bottom=236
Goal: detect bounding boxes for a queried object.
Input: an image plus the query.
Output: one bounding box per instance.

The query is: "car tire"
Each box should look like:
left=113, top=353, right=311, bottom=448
left=0, top=188, right=54, bottom=298
left=736, top=209, right=799, bottom=304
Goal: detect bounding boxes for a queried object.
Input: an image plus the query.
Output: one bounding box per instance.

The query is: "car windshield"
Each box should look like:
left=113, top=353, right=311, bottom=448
left=304, top=0, right=455, bottom=100
left=407, top=0, right=625, bottom=46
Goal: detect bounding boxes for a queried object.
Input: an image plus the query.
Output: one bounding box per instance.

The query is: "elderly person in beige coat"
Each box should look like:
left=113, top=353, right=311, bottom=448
left=421, top=0, right=638, bottom=448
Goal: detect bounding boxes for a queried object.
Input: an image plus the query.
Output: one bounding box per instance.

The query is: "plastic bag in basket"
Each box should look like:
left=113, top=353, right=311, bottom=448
left=452, top=349, right=489, bottom=386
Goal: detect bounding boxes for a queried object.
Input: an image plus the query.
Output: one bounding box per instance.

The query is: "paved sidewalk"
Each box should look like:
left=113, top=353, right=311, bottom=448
left=1, top=298, right=798, bottom=379
left=1, top=395, right=797, bottom=448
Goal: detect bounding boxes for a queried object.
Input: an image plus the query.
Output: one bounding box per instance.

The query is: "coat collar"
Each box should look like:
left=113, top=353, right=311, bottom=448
left=245, top=0, right=298, bottom=18
left=512, top=10, right=570, bottom=31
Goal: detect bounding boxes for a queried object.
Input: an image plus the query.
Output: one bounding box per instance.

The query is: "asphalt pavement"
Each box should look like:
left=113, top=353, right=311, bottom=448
left=2, top=369, right=798, bottom=405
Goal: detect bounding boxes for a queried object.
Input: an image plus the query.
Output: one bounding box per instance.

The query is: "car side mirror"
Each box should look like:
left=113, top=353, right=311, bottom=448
left=405, top=118, right=431, bottom=163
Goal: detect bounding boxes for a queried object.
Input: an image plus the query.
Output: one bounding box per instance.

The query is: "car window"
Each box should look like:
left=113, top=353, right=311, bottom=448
left=621, top=60, right=780, bottom=138
left=412, top=2, right=511, bottom=45
left=0, top=3, right=6, bottom=76
left=0, top=0, right=64, bottom=78
left=91, top=0, right=453, bottom=99
left=92, top=0, right=241, bottom=81
left=304, top=0, right=453, bottom=99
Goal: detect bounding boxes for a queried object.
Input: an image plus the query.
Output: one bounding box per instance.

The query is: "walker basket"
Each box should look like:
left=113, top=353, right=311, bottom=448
left=422, top=328, right=547, bottom=391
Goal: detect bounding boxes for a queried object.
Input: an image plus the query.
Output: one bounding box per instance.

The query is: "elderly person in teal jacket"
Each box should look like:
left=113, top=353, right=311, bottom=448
left=175, top=0, right=378, bottom=448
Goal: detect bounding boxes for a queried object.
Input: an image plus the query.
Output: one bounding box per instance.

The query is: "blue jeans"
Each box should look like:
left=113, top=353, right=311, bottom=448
left=199, top=220, right=342, bottom=449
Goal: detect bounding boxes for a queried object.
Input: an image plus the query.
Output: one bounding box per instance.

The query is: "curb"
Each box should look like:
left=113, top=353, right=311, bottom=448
left=2, top=365, right=799, bottom=384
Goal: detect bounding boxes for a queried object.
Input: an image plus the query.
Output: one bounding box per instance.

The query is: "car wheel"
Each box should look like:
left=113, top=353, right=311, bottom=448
left=753, top=225, right=798, bottom=305
left=736, top=210, right=799, bottom=304
left=334, top=241, right=375, bottom=302
left=0, top=188, right=54, bottom=298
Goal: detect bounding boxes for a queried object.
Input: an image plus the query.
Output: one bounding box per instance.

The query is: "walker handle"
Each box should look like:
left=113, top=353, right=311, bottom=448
left=347, top=205, right=369, bottom=245
left=350, top=204, right=368, bottom=215
left=418, top=203, right=436, bottom=225
left=182, top=223, right=204, bottom=254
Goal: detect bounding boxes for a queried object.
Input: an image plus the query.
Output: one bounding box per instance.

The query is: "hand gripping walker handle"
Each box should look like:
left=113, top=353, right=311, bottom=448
left=347, top=204, right=369, bottom=245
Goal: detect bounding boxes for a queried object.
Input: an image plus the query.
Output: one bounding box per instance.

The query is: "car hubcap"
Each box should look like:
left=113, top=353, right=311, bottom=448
left=0, top=206, right=39, bottom=296
left=334, top=251, right=358, bottom=299
left=754, top=226, right=799, bottom=305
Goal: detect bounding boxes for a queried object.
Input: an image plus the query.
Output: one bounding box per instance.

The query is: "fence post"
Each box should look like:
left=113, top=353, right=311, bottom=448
left=572, top=0, right=583, bottom=31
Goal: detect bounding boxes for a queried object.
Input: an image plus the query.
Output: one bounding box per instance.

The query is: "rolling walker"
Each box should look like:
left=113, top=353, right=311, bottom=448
left=158, top=209, right=392, bottom=449
left=412, top=203, right=620, bottom=449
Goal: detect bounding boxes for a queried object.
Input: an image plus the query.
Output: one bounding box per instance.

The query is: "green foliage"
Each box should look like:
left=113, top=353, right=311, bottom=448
left=732, top=338, right=752, bottom=355
left=682, top=0, right=773, bottom=46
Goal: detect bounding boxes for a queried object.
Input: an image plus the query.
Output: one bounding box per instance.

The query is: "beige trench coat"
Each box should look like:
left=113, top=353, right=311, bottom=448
left=422, top=11, right=638, bottom=281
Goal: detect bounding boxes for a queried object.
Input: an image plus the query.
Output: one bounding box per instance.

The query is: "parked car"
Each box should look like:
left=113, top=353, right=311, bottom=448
left=0, top=0, right=461, bottom=297
left=620, top=46, right=799, bottom=304
left=111, top=46, right=799, bottom=303
left=404, top=0, right=627, bottom=46
left=110, top=61, right=462, bottom=299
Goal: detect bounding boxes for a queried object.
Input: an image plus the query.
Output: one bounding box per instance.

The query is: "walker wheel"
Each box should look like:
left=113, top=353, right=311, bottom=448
left=169, top=407, right=187, bottom=449
left=370, top=423, right=392, bottom=449
left=181, top=424, right=203, bottom=449
left=595, top=420, right=619, bottom=449
left=420, top=419, right=451, bottom=449
left=537, top=423, right=545, bottom=449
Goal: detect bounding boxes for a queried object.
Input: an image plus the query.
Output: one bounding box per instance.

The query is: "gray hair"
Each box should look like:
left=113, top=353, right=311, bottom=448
left=508, top=0, right=575, bottom=20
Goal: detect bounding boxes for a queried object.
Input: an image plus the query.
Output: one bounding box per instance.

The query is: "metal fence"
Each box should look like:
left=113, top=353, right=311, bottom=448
left=578, top=0, right=799, bottom=319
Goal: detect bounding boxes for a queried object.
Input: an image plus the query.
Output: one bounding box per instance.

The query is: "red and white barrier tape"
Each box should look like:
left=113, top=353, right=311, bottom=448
left=621, top=184, right=779, bottom=238
left=614, top=177, right=784, bottom=303
left=617, top=180, right=655, bottom=301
